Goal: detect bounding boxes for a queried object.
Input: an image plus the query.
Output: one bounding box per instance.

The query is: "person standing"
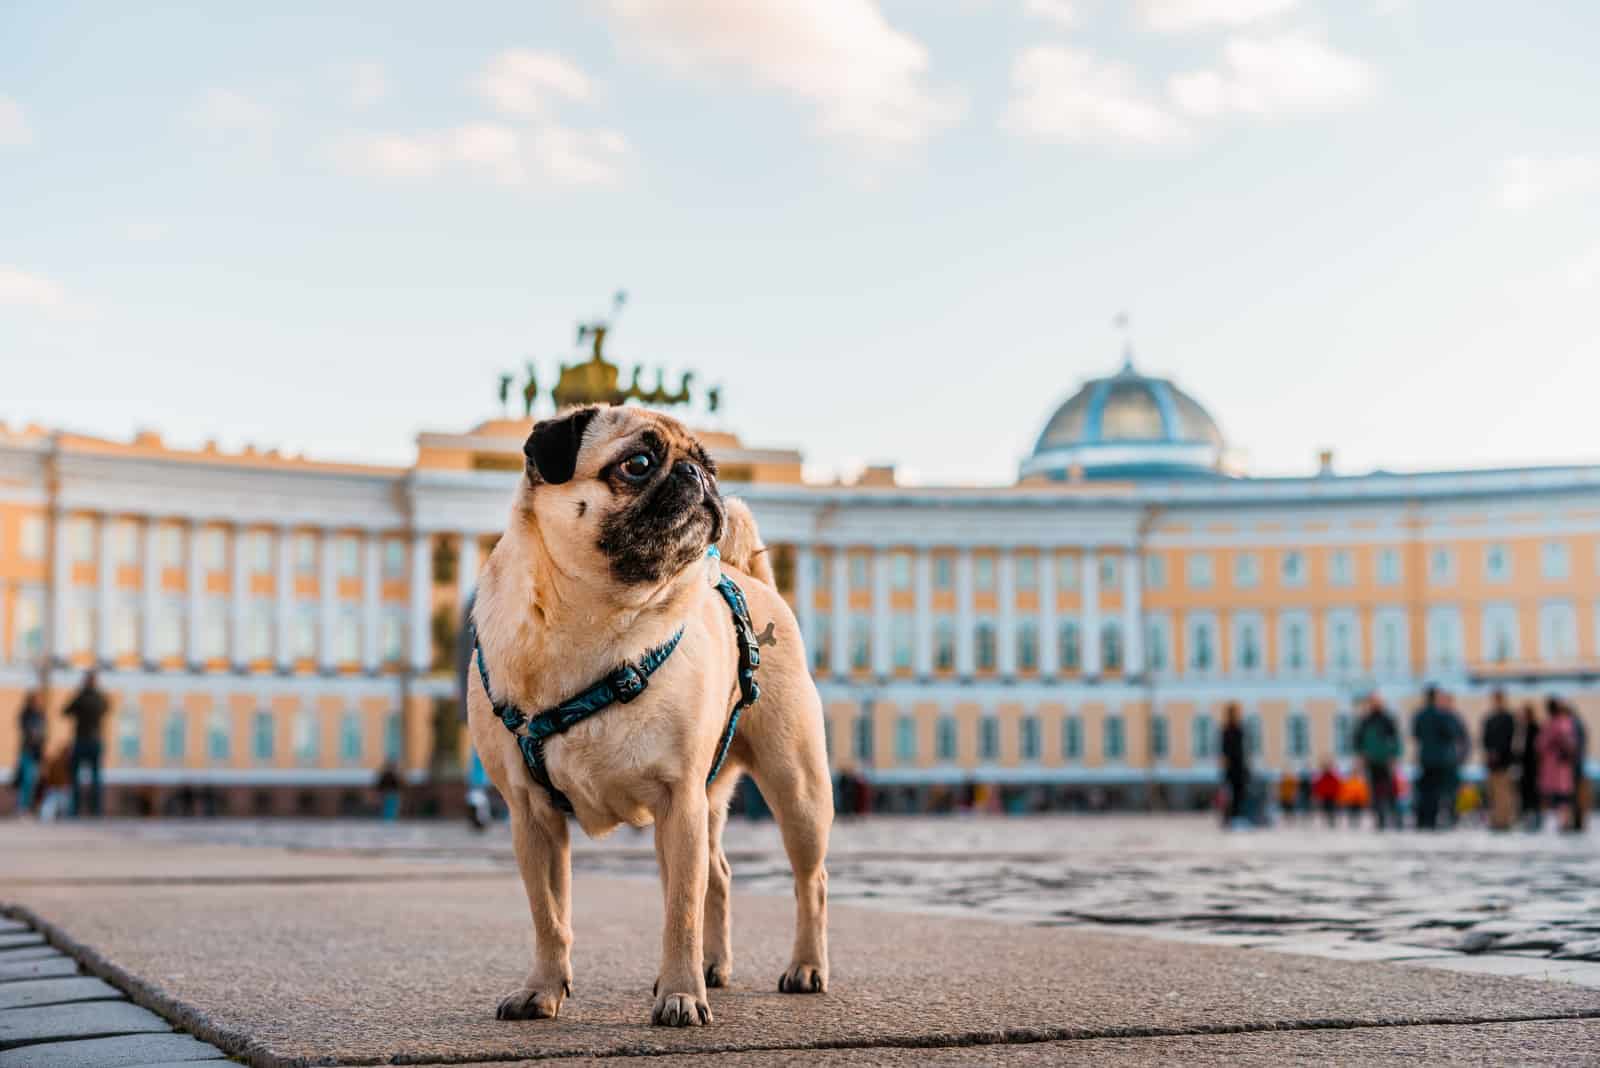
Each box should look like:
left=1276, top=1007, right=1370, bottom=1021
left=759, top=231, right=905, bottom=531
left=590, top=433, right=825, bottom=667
left=375, top=760, right=402, bottom=821
left=1518, top=702, right=1543, bottom=830
left=62, top=671, right=109, bottom=818
left=1220, top=703, right=1250, bottom=828
left=1537, top=698, right=1579, bottom=831
left=13, top=692, right=45, bottom=815
left=1354, top=693, right=1402, bottom=830
left=1412, top=686, right=1465, bottom=831
left=1481, top=689, right=1518, bottom=832
left=1571, top=707, right=1589, bottom=833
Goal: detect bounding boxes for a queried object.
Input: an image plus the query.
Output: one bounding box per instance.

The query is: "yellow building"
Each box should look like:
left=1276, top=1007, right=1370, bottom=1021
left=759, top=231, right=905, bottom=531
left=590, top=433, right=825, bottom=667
left=2, top=352, right=1598, bottom=815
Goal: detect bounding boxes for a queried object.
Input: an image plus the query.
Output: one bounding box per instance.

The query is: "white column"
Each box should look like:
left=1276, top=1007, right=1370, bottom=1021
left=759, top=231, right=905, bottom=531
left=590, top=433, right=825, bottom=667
left=1122, top=548, right=1144, bottom=676
left=457, top=533, right=481, bottom=605
left=955, top=548, right=975, bottom=677
left=913, top=548, right=933, bottom=676
left=793, top=545, right=815, bottom=651
left=1082, top=549, right=1102, bottom=677
left=275, top=525, right=293, bottom=671
left=185, top=519, right=203, bottom=668
left=229, top=524, right=248, bottom=670
left=361, top=532, right=381, bottom=672
left=997, top=550, right=1017, bottom=677
left=142, top=520, right=161, bottom=667
left=51, top=510, right=72, bottom=660
left=95, top=516, right=115, bottom=664
left=830, top=548, right=850, bottom=676
left=871, top=549, right=892, bottom=677
left=408, top=532, right=433, bottom=672
left=318, top=529, right=337, bottom=673
left=1039, top=548, right=1059, bottom=677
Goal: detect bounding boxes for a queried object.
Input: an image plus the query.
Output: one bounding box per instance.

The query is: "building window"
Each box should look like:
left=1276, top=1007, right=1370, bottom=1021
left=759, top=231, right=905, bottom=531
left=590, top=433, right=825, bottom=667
left=932, top=555, right=953, bottom=590
left=889, top=552, right=912, bottom=591
left=1020, top=715, right=1041, bottom=761
left=1015, top=554, right=1038, bottom=590
left=12, top=587, right=44, bottom=660
left=253, top=709, right=274, bottom=763
left=1483, top=603, right=1518, bottom=664
left=292, top=533, right=317, bottom=575
left=197, top=599, right=226, bottom=661
left=1539, top=600, right=1578, bottom=664
left=1099, top=555, right=1118, bottom=586
left=1058, top=619, right=1080, bottom=671
left=1145, top=616, right=1170, bottom=672
left=1485, top=543, right=1510, bottom=584
left=1018, top=620, right=1039, bottom=671
left=1376, top=610, right=1407, bottom=674
left=974, top=619, right=997, bottom=670
left=1377, top=547, right=1402, bottom=586
left=1280, top=550, right=1307, bottom=588
left=1426, top=606, right=1463, bottom=669
left=849, top=615, right=871, bottom=671
left=1233, top=615, right=1263, bottom=673
left=1193, top=714, right=1216, bottom=760
left=933, top=617, right=956, bottom=670
left=1330, top=549, right=1355, bottom=587
left=1062, top=715, right=1083, bottom=761
left=1101, top=621, right=1122, bottom=672
left=1429, top=546, right=1456, bottom=586
left=936, top=716, right=958, bottom=761
left=67, top=593, right=94, bottom=654
left=853, top=708, right=874, bottom=762
left=207, top=705, right=231, bottom=763
left=383, top=711, right=403, bottom=761
left=293, top=706, right=319, bottom=765
left=1233, top=552, right=1260, bottom=589
left=250, top=531, right=274, bottom=574
left=20, top=514, right=46, bottom=560
left=199, top=528, right=226, bottom=571
left=336, top=536, right=360, bottom=577
left=811, top=616, right=831, bottom=672
left=112, top=520, right=139, bottom=566
left=1280, top=614, right=1309, bottom=674
left=1150, top=714, right=1168, bottom=761
left=381, top=539, right=406, bottom=579
left=340, top=709, right=364, bottom=764
left=1327, top=612, right=1360, bottom=673
left=117, top=708, right=141, bottom=763
left=292, top=601, right=318, bottom=661
left=1245, top=713, right=1263, bottom=757
left=1334, top=713, right=1354, bottom=758
left=848, top=554, right=869, bottom=590
left=890, top=615, right=914, bottom=670
left=1144, top=554, right=1166, bottom=590
left=335, top=607, right=361, bottom=663
left=248, top=601, right=274, bottom=660
left=68, top=517, right=94, bottom=563
left=894, top=714, right=916, bottom=765
left=155, top=525, right=183, bottom=569
left=1286, top=708, right=1310, bottom=761
left=111, top=595, right=139, bottom=658
left=1056, top=553, right=1079, bottom=590
left=153, top=599, right=184, bottom=659
left=979, top=717, right=1000, bottom=761
left=1103, top=715, right=1125, bottom=761
left=974, top=556, right=995, bottom=591
left=1186, top=553, right=1214, bottom=590
left=1542, top=541, right=1571, bottom=581
left=162, top=707, right=186, bottom=764
left=1186, top=615, right=1216, bottom=673
left=381, top=607, right=406, bottom=662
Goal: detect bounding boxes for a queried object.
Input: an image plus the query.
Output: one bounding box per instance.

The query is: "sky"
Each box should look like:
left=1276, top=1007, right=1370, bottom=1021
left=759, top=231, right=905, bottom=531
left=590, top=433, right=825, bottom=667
left=2, top=1, right=1598, bottom=485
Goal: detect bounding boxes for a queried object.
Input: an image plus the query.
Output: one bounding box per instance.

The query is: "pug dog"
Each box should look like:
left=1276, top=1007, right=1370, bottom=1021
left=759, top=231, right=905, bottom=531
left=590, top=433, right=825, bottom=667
left=467, top=404, right=832, bottom=1028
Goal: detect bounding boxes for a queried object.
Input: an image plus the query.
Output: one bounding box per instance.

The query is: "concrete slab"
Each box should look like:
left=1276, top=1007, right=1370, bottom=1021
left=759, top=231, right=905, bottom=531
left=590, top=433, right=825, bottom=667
left=0, top=956, right=76, bottom=983
left=0, top=1000, right=170, bottom=1050
left=0, top=946, right=68, bottom=963
left=0, top=977, right=122, bottom=1011
left=0, top=935, right=44, bottom=951
left=0, top=923, right=25, bottom=936
left=7, top=875, right=1600, bottom=1066
left=0, top=1032, right=228, bottom=1068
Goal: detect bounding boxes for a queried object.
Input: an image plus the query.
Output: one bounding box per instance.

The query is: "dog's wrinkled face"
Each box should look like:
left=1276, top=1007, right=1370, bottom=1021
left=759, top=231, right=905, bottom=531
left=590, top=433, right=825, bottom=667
left=522, top=405, right=725, bottom=588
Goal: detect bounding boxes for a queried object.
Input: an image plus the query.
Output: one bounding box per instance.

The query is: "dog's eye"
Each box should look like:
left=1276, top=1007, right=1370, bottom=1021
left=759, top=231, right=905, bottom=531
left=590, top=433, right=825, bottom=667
left=618, top=453, right=654, bottom=482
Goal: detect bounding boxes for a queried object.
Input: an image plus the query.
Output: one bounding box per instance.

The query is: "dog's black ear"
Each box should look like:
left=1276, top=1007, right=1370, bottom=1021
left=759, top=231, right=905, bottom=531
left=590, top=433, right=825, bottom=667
left=524, top=407, right=599, bottom=485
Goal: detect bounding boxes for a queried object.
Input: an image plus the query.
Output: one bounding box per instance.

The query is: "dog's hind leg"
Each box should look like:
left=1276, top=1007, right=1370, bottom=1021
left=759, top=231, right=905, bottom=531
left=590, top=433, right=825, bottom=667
left=702, top=775, right=739, bottom=988
left=496, top=793, right=573, bottom=1021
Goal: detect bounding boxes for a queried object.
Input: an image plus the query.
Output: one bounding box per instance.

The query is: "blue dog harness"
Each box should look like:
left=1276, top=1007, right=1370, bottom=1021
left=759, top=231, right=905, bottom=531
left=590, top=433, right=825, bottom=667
left=471, top=554, right=761, bottom=815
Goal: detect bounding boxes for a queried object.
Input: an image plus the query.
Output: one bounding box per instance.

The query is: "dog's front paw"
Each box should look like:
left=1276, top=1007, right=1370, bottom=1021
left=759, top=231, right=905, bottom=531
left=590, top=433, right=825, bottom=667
left=704, top=957, right=732, bottom=989
left=778, top=961, right=827, bottom=994
left=496, top=978, right=569, bottom=1021
left=652, top=990, right=712, bottom=1027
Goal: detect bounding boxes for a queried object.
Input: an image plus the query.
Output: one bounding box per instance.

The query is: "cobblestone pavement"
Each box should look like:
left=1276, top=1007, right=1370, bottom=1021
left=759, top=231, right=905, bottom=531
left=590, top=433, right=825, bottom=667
left=116, top=814, right=1600, bottom=985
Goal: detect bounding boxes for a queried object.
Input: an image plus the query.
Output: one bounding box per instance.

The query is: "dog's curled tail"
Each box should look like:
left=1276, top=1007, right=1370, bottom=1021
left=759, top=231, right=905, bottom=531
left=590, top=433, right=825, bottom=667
left=717, top=498, right=776, bottom=588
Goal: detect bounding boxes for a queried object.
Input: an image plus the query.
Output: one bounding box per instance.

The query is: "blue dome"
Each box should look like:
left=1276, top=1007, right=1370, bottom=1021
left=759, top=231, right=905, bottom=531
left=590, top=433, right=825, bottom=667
left=1021, top=358, right=1226, bottom=481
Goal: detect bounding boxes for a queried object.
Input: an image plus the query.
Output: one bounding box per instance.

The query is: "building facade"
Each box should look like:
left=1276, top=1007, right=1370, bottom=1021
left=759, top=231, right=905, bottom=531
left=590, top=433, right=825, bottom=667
left=3, top=356, right=1599, bottom=815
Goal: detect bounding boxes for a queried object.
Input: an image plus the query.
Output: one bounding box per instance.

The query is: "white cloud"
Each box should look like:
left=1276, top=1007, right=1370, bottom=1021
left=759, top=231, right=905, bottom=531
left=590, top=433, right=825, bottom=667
left=0, top=266, right=70, bottom=313
left=1004, top=45, right=1185, bottom=146
left=1138, top=0, right=1299, bottom=32
left=1169, top=31, right=1373, bottom=119
left=124, top=221, right=168, bottom=243
left=348, top=61, right=387, bottom=109
left=602, top=0, right=964, bottom=150
left=1498, top=154, right=1600, bottom=212
left=474, top=49, right=592, bottom=117
left=188, top=88, right=276, bottom=146
left=0, top=95, right=32, bottom=147
left=336, top=121, right=628, bottom=188
left=1023, top=0, right=1080, bottom=29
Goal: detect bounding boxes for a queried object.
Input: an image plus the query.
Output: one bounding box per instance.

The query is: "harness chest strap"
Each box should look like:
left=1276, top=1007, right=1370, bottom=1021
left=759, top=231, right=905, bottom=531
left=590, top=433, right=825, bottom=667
left=471, top=574, right=761, bottom=815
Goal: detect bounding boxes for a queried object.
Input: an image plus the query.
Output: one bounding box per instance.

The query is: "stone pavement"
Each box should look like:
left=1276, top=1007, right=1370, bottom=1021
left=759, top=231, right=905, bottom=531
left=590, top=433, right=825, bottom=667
left=2, top=818, right=1599, bottom=1066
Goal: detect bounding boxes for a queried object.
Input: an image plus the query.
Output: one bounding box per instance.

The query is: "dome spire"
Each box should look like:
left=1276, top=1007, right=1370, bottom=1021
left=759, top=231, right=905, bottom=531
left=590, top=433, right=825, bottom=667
left=1114, top=312, right=1135, bottom=374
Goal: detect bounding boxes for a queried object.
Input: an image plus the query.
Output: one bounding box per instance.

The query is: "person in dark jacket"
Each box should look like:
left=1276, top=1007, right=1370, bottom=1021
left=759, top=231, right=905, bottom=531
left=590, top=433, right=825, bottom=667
left=62, top=672, right=109, bottom=818
left=1411, top=686, right=1466, bottom=831
left=1354, top=693, right=1403, bottom=830
left=1481, top=689, right=1518, bottom=832
left=1220, top=702, right=1250, bottom=828
left=1517, top=702, right=1542, bottom=830
left=1567, top=703, right=1587, bottom=833
left=14, top=692, right=46, bottom=815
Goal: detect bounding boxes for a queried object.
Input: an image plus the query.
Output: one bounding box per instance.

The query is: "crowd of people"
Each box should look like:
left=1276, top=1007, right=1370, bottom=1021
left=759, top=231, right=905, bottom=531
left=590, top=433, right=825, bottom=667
left=1223, top=688, right=1591, bottom=833
left=9, top=671, right=108, bottom=820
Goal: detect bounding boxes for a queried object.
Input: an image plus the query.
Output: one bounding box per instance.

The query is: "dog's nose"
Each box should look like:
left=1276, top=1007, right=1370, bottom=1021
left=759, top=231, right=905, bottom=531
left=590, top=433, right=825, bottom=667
left=673, top=460, right=703, bottom=489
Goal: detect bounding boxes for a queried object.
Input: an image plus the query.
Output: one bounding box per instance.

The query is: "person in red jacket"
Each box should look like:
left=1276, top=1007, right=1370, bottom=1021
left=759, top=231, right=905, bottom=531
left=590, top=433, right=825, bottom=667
left=1312, top=761, right=1342, bottom=826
